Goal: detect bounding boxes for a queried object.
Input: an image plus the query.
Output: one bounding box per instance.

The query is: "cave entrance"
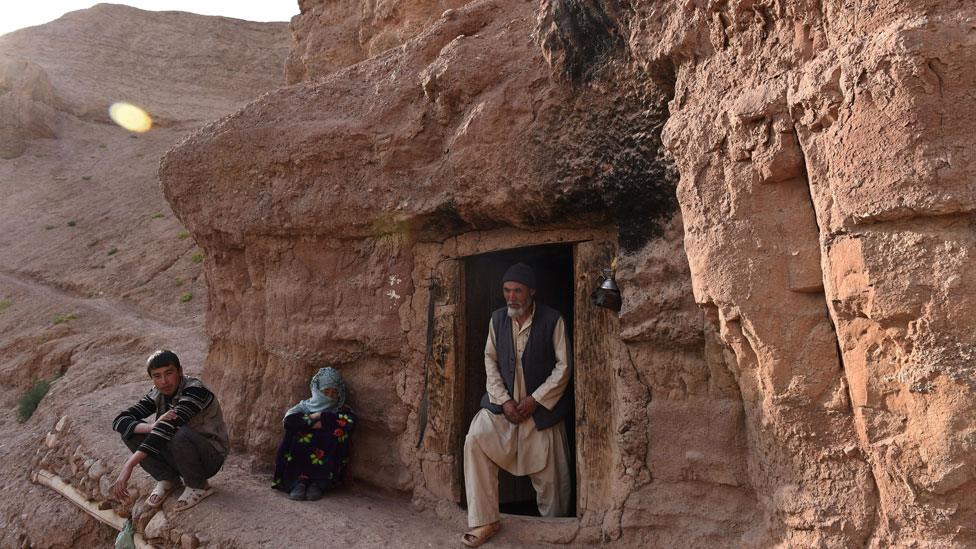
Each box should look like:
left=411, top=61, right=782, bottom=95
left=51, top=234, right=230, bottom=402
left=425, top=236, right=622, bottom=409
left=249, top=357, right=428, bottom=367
left=415, top=229, right=616, bottom=522
left=461, top=244, right=576, bottom=517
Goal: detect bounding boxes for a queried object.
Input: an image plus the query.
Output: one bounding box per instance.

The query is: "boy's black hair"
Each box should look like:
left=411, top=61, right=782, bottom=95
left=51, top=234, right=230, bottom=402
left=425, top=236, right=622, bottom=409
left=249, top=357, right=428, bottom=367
left=146, top=349, right=181, bottom=374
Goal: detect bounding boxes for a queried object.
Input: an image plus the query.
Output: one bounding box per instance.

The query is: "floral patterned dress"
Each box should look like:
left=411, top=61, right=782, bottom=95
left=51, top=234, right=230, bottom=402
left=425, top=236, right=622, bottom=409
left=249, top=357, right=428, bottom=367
left=272, top=405, right=356, bottom=493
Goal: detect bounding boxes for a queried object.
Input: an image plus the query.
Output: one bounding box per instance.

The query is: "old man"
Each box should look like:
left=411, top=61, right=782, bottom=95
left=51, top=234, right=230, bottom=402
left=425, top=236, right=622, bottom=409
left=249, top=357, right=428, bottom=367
left=462, top=262, right=572, bottom=547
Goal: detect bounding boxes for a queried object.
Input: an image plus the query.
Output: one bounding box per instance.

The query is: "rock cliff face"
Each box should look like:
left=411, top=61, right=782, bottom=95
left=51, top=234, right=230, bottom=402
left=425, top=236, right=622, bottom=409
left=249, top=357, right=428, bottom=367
left=634, top=0, right=976, bottom=544
left=159, top=0, right=975, bottom=546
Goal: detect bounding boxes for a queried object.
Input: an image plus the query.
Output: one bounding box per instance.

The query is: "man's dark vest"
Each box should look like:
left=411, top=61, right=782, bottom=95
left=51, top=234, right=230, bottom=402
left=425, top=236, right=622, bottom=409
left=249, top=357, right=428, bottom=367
left=480, top=302, right=572, bottom=430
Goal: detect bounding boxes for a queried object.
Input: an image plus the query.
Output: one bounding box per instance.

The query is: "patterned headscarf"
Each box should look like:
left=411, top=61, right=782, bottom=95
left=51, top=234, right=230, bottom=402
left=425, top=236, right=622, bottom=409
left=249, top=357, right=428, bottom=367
left=284, top=367, right=347, bottom=420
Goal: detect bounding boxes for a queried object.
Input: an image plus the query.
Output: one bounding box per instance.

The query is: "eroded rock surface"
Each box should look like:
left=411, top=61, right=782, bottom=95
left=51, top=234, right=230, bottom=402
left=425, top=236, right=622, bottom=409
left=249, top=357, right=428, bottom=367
left=153, top=0, right=973, bottom=546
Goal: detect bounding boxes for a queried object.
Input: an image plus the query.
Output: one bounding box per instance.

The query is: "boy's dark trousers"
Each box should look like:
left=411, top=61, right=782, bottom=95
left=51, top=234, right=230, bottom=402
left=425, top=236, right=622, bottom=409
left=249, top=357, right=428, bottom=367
left=122, top=427, right=223, bottom=489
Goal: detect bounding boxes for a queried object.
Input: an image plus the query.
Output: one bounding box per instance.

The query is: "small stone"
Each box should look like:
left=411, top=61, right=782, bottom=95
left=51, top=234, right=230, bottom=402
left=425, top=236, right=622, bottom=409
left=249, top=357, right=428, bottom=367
left=180, top=533, right=199, bottom=549
left=131, top=499, right=148, bottom=521
left=45, top=433, right=59, bottom=449
left=54, top=416, right=69, bottom=432
left=88, top=459, right=109, bottom=480
left=144, top=511, right=168, bottom=539
left=99, top=475, right=113, bottom=499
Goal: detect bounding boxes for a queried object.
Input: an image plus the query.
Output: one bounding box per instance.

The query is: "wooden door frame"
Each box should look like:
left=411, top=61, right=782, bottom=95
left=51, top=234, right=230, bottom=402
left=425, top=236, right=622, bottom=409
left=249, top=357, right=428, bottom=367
left=414, top=227, right=617, bottom=516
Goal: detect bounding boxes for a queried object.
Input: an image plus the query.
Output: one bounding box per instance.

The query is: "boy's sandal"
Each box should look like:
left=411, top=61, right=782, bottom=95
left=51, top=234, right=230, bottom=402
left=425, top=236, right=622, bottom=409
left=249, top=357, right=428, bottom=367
left=174, top=486, right=215, bottom=512
left=461, top=522, right=500, bottom=547
left=146, top=480, right=175, bottom=508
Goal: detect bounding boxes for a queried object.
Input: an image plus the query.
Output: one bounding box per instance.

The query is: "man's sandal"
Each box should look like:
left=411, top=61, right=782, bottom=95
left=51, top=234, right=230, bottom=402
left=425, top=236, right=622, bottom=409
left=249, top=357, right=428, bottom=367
left=173, top=486, right=215, bottom=512
left=146, top=480, right=175, bottom=508
left=461, top=522, right=501, bottom=547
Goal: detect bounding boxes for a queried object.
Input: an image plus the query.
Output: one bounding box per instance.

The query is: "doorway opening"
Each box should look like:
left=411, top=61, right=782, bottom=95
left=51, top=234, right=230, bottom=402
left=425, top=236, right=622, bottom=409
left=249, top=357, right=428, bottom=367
left=461, top=243, right=576, bottom=518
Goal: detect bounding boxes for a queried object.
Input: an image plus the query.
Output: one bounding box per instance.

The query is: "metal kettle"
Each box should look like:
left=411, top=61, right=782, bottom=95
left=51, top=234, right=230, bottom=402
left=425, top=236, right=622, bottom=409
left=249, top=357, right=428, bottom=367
left=591, top=267, right=622, bottom=312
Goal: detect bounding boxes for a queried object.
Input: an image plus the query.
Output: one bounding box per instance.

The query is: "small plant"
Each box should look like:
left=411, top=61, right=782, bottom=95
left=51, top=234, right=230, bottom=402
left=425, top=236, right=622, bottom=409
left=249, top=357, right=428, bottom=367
left=81, top=176, right=91, bottom=181
left=67, top=220, right=77, bottom=227
left=107, top=247, right=118, bottom=256
left=17, top=378, right=52, bottom=422
left=177, top=230, right=190, bottom=239
left=0, top=299, right=10, bottom=312
left=98, top=143, right=107, bottom=149
left=174, top=278, right=184, bottom=287
left=190, top=252, right=204, bottom=264
left=151, top=213, right=164, bottom=219
left=44, top=224, right=55, bottom=230
left=180, top=292, right=193, bottom=303
left=52, top=313, right=76, bottom=325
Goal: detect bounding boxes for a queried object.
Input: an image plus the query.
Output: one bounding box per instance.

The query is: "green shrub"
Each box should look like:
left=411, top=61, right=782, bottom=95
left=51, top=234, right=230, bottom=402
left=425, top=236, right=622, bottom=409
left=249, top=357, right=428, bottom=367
left=190, top=252, right=203, bottom=264
left=177, top=230, right=190, bottom=239
left=81, top=176, right=91, bottom=181
left=0, top=299, right=10, bottom=312
left=44, top=224, right=55, bottom=230
left=151, top=213, right=164, bottom=219
left=52, top=313, right=76, bottom=325
left=107, top=247, right=118, bottom=256
left=180, top=292, right=193, bottom=303
left=67, top=220, right=77, bottom=227
left=17, top=378, right=52, bottom=422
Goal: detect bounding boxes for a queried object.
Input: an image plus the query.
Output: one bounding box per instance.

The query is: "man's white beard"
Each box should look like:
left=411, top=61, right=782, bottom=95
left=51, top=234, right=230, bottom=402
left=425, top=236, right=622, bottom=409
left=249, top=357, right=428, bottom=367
left=506, top=299, right=532, bottom=318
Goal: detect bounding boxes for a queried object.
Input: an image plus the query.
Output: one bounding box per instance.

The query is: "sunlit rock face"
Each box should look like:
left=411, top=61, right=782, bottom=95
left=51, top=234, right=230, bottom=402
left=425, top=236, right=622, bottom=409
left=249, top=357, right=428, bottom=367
left=285, top=0, right=474, bottom=83
left=162, top=0, right=975, bottom=545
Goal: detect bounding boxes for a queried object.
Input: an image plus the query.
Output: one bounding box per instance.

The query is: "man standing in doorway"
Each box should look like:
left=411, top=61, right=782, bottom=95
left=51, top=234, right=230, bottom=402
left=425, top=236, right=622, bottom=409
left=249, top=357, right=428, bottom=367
left=462, top=262, right=572, bottom=547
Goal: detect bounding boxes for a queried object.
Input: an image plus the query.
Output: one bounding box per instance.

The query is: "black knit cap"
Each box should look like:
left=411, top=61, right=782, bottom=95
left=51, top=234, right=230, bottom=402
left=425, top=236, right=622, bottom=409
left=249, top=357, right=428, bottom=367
left=502, top=262, right=536, bottom=289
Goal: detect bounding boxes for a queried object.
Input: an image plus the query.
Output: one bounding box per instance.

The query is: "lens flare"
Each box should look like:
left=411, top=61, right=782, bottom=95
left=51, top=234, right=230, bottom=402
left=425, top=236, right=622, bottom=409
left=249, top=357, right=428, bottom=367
left=108, top=102, right=152, bottom=133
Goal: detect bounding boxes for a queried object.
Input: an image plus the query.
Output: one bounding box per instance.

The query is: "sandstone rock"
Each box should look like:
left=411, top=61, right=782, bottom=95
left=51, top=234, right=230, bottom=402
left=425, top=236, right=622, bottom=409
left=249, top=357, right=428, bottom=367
left=99, top=475, right=113, bottom=500
left=0, top=59, right=60, bottom=159
left=180, top=533, right=199, bottom=549
left=144, top=511, right=168, bottom=540
left=86, top=459, right=108, bottom=481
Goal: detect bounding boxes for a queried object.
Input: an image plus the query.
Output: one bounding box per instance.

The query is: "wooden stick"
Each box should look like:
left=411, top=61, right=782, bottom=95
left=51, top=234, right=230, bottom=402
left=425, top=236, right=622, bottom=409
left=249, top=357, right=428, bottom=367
left=31, top=469, right=152, bottom=548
